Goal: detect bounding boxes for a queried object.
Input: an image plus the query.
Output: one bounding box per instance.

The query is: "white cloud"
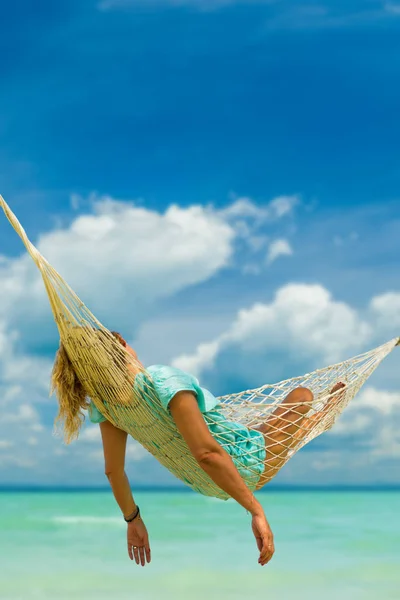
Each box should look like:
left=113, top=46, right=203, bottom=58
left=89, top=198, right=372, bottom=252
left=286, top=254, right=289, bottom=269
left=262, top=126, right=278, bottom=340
left=266, top=238, right=293, bottom=264
left=173, top=283, right=374, bottom=378
left=222, top=194, right=299, bottom=225
left=220, top=195, right=298, bottom=272
left=0, top=398, right=43, bottom=470
left=80, top=426, right=102, bottom=443
left=0, top=324, right=71, bottom=478
left=172, top=340, right=220, bottom=375
left=0, top=441, right=13, bottom=449
left=0, top=318, right=52, bottom=411
left=370, top=292, right=400, bottom=334
left=126, top=440, right=148, bottom=461
left=323, top=386, right=400, bottom=467
left=0, top=197, right=236, bottom=341
left=330, top=387, right=400, bottom=438
left=268, top=195, right=299, bottom=218
left=220, top=196, right=267, bottom=221
left=385, top=3, right=400, bottom=15
left=3, top=353, right=51, bottom=391
left=355, top=386, right=400, bottom=416
left=40, top=198, right=234, bottom=307
left=0, top=194, right=299, bottom=347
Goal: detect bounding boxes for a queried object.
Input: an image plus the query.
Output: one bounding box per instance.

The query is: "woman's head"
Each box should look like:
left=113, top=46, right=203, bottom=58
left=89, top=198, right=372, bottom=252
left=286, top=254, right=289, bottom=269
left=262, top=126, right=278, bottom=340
left=51, top=329, right=126, bottom=443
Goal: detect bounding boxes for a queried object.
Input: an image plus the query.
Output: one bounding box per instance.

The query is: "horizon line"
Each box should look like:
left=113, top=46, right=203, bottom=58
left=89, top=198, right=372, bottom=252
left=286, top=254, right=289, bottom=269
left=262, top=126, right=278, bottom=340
left=0, top=484, right=399, bottom=493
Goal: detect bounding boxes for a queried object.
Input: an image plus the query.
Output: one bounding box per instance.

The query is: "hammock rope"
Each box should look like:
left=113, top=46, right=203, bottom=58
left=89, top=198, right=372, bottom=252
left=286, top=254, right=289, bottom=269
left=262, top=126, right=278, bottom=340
left=1, top=195, right=398, bottom=500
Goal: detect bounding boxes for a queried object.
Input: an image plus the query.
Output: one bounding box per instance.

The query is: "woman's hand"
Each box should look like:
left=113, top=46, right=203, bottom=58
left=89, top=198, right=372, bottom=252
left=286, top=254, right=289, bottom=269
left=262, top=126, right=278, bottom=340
left=127, top=518, right=151, bottom=566
left=251, top=511, right=275, bottom=566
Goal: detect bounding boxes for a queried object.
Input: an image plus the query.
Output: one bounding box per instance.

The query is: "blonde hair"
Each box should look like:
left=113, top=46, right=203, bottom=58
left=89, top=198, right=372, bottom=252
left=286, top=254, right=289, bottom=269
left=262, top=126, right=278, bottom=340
left=51, top=330, right=125, bottom=443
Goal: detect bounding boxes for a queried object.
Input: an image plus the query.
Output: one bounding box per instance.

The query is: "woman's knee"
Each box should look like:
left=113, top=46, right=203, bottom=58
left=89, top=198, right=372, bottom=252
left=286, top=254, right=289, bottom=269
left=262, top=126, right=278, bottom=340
left=292, top=386, right=314, bottom=403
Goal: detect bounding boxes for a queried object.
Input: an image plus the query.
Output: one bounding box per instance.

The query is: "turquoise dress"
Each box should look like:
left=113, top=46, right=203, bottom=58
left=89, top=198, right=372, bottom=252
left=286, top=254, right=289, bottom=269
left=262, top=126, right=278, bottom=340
left=88, top=365, right=266, bottom=490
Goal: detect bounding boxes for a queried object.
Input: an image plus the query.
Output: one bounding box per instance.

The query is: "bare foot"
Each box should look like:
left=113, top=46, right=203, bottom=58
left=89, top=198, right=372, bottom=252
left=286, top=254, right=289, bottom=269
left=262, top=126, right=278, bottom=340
left=293, top=382, right=347, bottom=440
left=329, top=382, right=346, bottom=395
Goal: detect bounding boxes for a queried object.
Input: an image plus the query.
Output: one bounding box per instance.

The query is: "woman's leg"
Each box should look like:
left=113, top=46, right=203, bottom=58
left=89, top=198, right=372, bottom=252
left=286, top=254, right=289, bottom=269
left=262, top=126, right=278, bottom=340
left=255, top=387, right=314, bottom=485
left=254, top=383, right=346, bottom=489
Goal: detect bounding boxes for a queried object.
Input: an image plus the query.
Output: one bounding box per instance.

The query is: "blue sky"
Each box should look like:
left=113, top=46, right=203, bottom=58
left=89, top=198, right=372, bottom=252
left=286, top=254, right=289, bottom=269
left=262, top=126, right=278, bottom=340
left=0, top=0, right=399, bottom=488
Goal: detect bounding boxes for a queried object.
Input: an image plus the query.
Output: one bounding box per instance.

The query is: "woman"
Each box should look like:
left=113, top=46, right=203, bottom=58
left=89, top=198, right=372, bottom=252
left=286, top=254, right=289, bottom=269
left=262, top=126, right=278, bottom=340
left=51, top=330, right=344, bottom=568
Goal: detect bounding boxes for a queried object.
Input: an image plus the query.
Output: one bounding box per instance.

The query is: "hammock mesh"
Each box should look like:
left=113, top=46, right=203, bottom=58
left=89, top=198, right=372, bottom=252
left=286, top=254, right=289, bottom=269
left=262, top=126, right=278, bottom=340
left=1, top=195, right=399, bottom=500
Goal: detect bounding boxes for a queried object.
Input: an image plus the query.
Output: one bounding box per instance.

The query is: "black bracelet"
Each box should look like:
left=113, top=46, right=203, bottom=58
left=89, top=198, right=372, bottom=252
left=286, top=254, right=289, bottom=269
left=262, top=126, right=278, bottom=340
left=124, top=505, right=140, bottom=523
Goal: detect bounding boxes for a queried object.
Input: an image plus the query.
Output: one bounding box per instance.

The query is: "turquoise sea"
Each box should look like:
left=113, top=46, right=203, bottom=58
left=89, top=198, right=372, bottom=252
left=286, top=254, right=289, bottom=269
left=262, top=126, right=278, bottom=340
left=0, top=489, right=399, bottom=600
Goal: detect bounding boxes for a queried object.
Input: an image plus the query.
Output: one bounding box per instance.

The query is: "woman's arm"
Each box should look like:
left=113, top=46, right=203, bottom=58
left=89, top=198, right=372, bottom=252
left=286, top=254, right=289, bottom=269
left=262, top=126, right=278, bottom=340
left=100, top=421, right=151, bottom=566
left=169, top=392, right=274, bottom=565
left=100, top=420, right=136, bottom=516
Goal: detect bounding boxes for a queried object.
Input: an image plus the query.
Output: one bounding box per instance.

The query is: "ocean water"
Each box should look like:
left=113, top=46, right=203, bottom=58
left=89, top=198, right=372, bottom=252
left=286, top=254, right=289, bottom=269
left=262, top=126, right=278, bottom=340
left=0, top=490, right=399, bottom=600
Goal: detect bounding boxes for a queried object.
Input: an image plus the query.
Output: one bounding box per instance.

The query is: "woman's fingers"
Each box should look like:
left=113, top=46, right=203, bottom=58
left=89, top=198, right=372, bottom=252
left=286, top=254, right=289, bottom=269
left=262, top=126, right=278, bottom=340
left=145, top=543, right=151, bottom=564
left=133, top=546, right=140, bottom=565
left=252, top=515, right=275, bottom=566
left=128, top=543, right=151, bottom=565
left=259, top=549, right=273, bottom=565
left=139, top=547, right=146, bottom=567
left=127, top=523, right=151, bottom=565
left=259, top=534, right=275, bottom=566
left=261, top=548, right=274, bottom=565
left=128, top=543, right=134, bottom=561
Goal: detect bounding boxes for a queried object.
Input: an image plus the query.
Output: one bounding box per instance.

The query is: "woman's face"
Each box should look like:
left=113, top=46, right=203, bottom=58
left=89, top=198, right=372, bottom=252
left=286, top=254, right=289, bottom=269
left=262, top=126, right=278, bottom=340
left=111, top=331, right=141, bottom=365
left=126, top=343, right=138, bottom=359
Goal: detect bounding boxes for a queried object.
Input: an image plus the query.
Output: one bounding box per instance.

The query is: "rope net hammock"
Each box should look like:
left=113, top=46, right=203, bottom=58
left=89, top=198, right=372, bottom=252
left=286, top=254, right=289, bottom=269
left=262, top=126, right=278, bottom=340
left=1, top=195, right=399, bottom=500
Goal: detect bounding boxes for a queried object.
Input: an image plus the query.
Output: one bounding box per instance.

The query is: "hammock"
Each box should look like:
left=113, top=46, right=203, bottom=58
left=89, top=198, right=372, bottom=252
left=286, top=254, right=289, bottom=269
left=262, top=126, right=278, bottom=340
left=1, top=195, right=399, bottom=500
